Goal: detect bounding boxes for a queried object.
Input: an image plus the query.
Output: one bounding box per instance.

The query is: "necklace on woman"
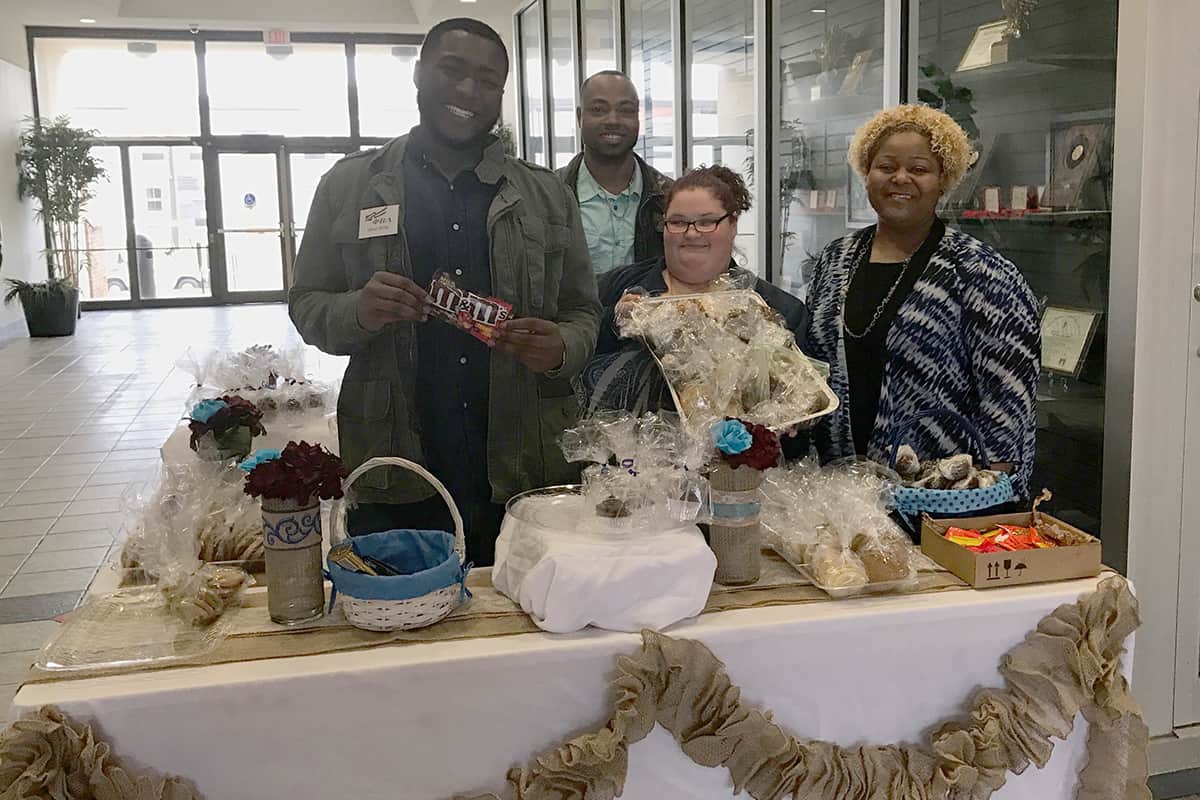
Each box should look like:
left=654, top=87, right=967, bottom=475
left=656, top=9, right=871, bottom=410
left=841, top=235, right=918, bottom=340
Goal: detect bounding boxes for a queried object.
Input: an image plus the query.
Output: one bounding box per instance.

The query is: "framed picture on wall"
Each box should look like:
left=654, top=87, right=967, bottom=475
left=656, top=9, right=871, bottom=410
left=1044, top=115, right=1114, bottom=210
left=846, top=173, right=876, bottom=228
left=1041, top=305, right=1103, bottom=377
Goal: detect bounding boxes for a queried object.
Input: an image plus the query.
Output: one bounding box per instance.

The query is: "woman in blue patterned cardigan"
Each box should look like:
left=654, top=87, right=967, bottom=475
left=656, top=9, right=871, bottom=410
left=805, top=105, right=1041, bottom=497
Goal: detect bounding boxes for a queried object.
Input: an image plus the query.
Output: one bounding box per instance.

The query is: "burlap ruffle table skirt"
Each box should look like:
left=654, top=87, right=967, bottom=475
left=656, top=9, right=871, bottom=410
left=0, top=577, right=1149, bottom=800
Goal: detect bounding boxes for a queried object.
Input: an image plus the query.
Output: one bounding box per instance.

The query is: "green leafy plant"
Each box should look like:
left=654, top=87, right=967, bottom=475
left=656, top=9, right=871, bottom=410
left=493, top=121, right=517, bottom=157
left=13, top=116, right=107, bottom=295
left=2, top=277, right=72, bottom=306
left=743, top=119, right=813, bottom=260
left=917, top=63, right=981, bottom=141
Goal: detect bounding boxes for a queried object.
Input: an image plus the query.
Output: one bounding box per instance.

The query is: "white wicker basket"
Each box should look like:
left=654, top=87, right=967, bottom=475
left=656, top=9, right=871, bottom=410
left=329, top=457, right=467, bottom=632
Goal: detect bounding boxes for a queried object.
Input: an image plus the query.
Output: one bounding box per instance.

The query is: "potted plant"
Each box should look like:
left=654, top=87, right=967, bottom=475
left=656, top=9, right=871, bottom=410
left=241, top=441, right=347, bottom=624
left=8, top=116, right=107, bottom=337
left=187, top=395, right=266, bottom=461
left=707, top=418, right=782, bottom=585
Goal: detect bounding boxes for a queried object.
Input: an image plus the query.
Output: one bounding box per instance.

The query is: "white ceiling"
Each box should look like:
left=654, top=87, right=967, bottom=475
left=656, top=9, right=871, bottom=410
left=0, top=0, right=524, bottom=68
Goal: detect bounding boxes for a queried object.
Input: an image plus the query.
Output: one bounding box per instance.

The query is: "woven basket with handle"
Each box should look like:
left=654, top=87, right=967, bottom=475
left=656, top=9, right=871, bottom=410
left=328, top=457, right=468, bottom=632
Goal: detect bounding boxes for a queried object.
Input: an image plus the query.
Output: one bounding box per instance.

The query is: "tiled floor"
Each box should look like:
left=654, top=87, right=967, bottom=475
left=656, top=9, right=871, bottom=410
left=0, top=304, right=342, bottom=709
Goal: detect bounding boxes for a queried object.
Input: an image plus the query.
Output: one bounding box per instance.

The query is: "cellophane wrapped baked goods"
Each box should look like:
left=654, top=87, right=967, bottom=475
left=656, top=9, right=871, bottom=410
left=616, top=288, right=834, bottom=432
left=121, top=462, right=263, bottom=575
left=560, top=412, right=710, bottom=530
left=893, top=444, right=1002, bottom=490
left=759, top=459, right=917, bottom=593
left=119, top=462, right=255, bottom=626
left=178, top=345, right=336, bottom=423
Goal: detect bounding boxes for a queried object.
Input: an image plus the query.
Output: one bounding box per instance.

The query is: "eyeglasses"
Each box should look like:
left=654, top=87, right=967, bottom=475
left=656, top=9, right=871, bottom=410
left=663, top=213, right=732, bottom=234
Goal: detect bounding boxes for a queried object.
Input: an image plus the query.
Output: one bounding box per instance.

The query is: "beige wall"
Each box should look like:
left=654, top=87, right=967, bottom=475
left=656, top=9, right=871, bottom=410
left=0, top=58, right=47, bottom=338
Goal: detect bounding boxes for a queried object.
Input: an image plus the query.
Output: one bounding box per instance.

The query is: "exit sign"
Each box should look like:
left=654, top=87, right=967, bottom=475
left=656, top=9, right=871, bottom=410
left=264, top=29, right=290, bottom=46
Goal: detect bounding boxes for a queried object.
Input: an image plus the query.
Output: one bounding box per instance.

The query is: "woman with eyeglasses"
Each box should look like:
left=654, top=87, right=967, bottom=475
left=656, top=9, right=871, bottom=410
left=574, top=164, right=809, bottom=416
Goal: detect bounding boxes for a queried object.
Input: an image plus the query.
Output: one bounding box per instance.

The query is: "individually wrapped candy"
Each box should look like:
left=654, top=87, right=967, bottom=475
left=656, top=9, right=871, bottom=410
left=616, top=288, right=834, bottom=432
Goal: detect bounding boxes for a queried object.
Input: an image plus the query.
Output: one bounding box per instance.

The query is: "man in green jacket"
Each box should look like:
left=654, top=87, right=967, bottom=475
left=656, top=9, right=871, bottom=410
left=557, top=70, right=673, bottom=274
left=289, top=18, right=600, bottom=565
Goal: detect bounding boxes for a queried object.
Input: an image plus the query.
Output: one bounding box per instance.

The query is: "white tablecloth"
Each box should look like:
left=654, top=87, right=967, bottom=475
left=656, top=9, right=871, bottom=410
left=11, top=576, right=1125, bottom=799
left=159, top=413, right=338, bottom=467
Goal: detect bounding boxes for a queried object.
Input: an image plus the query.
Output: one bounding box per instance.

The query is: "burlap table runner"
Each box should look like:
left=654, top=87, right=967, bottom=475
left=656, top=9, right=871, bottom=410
left=24, top=553, right=968, bottom=685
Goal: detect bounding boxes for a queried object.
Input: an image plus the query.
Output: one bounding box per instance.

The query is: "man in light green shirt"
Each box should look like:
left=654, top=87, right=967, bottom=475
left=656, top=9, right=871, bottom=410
left=558, top=71, right=673, bottom=275
left=575, top=157, right=642, bottom=271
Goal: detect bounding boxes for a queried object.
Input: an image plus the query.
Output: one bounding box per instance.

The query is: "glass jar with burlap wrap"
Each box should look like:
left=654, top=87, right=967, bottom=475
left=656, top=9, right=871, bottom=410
left=706, top=463, right=765, bottom=585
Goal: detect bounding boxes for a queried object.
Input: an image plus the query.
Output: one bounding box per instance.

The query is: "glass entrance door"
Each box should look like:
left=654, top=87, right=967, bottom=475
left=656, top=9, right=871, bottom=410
left=216, top=152, right=287, bottom=295
left=210, top=148, right=349, bottom=301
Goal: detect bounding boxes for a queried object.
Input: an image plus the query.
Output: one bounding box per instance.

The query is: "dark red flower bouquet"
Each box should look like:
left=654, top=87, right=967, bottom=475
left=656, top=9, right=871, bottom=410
left=712, top=418, right=781, bottom=472
left=242, top=441, right=347, bottom=505
left=187, top=395, right=266, bottom=457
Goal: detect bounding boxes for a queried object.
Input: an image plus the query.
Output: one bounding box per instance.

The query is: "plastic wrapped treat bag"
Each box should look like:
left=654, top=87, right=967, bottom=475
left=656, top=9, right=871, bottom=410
left=569, top=412, right=713, bottom=530
left=121, top=461, right=265, bottom=577
left=759, top=459, right=918, bottom=595
left=125, top=464, right=252, bottom=627
left=615, top=288, right=836, bottom=434
left=178, top=345, right=338, bottom=424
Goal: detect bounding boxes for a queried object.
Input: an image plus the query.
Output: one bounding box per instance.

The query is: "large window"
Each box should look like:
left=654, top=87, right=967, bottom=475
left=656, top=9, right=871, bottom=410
left=777, top=0, right=886, bottom=299
left=689, top=0, right=756, bottom=272
left=129, top=146, right=209, bottom=299
left=548, top=0, right=579, bottom=168
left=77, top=147, right=128, bottom=301
left=519, top=4, right=548, bottom=167
left=34, top=38, right=200, bottom=137
left=920, top=0, right=1118, bottom=534
left=355, top=44, right=420, bottom=138
left=627, top=0, right=675, bottom=176
left=30, top=30, right=421, bottom=308
left=581, top=0, right=618, bottom=76
left=205, top=42, right=350, bottom=136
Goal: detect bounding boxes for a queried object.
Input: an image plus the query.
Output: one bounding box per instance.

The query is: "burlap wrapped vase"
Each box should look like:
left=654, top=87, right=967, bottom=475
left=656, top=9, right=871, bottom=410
left=706, top=463, right=764, bottom=586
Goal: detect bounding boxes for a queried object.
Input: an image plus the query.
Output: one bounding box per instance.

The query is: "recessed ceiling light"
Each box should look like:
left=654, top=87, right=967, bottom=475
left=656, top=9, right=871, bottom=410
left=80, top=17, right=97, bottom=23
left=811, top=8, right=827, bottom=12
left=460, top=0, right=478, bottom=3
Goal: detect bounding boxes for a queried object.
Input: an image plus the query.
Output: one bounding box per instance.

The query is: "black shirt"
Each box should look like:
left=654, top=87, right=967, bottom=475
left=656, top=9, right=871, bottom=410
left=402, top=128, right=498, bottom=511
left=842, top=220, right=945, bottom=456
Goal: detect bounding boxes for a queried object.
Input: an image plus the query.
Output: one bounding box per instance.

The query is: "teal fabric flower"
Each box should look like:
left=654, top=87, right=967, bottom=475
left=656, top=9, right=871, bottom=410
left=239, top=448, right=282, bottom=473
left=712, top=419, right=752, bottom=455
left=191, top=398, right=229, bottom=424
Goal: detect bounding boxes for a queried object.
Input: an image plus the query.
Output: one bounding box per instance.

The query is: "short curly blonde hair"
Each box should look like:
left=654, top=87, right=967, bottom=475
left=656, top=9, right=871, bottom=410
left=847, top=104, right=975, bottom=190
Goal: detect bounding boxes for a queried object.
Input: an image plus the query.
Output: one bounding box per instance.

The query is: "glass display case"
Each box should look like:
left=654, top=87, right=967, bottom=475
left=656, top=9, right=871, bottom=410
left=514, top=0, right=1119, bottom=535
left=920, top=0, right=1117, bottom=533
left=775, top=0, right=887, bottom=299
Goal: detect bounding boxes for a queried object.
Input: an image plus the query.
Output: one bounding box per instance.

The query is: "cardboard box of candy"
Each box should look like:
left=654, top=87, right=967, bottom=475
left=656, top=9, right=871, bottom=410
left=920, top=512, right=1101, bottom=589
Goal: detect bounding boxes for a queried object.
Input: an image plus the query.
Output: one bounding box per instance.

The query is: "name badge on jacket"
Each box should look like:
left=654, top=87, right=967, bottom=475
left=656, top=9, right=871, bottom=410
left=358, top=205, right=400, bottom=239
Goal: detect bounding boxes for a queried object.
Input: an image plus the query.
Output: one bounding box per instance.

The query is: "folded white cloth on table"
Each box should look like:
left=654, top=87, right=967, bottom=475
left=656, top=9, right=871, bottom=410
left=492, top=497, right=716, bottom=634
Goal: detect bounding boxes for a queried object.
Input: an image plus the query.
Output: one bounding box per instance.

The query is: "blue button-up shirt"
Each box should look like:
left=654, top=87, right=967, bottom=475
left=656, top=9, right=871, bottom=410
left=576, top=161, right=642, bottom=273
